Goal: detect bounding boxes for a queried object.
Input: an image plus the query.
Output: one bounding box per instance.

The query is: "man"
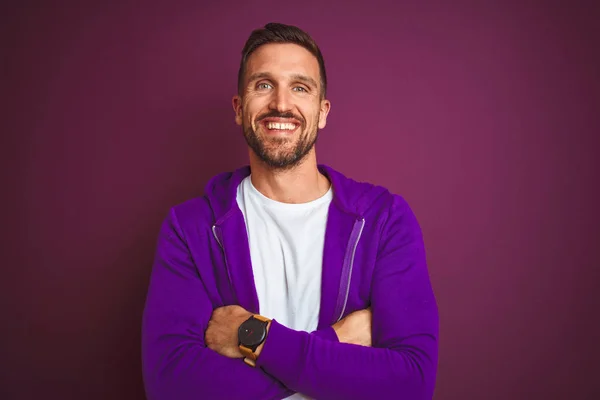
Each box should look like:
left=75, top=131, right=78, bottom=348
left=142, top=22, right=438, bottom=400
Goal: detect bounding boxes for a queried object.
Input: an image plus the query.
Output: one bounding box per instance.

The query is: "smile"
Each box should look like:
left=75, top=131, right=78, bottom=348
left=265, top=122, right=297, bottom=130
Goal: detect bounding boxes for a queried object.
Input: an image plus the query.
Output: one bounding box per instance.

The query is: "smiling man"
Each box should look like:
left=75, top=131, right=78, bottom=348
left=142, top=23, right=439, bottom=400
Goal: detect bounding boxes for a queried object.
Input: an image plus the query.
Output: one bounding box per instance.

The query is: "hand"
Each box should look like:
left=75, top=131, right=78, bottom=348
left=332, top=307, right=372, bottom=347
left=205, top=305, right=252, bottom=358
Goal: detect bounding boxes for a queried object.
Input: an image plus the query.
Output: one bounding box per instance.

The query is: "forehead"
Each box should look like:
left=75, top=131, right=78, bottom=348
left=245, top=43, right=320, bottom=82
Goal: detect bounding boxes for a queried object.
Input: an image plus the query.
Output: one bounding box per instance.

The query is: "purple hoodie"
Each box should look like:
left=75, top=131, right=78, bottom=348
left=142, top=165, right=439, bottom=400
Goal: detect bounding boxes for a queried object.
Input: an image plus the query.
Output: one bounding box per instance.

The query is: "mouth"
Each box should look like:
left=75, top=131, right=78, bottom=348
left=259, top=118, right=300, bottom=135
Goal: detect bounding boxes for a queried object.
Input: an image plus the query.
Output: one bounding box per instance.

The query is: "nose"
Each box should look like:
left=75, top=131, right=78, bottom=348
left=268, top=86, right=292, bottom=113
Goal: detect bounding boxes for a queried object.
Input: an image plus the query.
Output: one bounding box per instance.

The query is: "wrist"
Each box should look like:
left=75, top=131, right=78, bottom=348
left=238, top=315, right=271, bottom=366
left=332, top=320, right=348, bottom=343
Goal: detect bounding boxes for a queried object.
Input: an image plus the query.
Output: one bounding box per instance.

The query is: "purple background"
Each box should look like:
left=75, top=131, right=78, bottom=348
left=3, top=1, right=599, bottom=399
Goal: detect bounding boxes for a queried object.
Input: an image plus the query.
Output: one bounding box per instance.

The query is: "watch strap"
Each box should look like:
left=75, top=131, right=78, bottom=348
left=239, top=315, right=271, bottom=366
left=243, top=357, right=257, bottom=367
left=251, top=314, right=270, bottom=323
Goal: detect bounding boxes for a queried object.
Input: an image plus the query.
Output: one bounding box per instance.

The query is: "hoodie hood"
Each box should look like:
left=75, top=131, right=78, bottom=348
left=204, top=164, right=389, bottom=224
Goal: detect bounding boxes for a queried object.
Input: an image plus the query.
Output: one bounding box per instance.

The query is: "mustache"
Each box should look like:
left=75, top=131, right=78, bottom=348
left=256, top=111, right=304, bottom=124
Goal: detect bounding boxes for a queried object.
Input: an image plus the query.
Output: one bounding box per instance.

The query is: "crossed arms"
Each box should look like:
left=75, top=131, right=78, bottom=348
left=142, top=198, right=439, bottom=399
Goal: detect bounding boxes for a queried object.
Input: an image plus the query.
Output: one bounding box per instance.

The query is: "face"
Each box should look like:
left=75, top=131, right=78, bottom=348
left=233, top=43, right=331, bottom=170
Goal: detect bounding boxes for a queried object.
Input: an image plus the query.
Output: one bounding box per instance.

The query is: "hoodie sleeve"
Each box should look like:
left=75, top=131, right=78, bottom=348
left=255, top=195, right=439, bottom=400
left=142, top=208, right=294, bottom=400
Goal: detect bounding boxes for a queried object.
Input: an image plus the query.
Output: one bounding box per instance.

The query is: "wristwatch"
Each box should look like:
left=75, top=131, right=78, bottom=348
left=238, top=314, right=271, bottom=367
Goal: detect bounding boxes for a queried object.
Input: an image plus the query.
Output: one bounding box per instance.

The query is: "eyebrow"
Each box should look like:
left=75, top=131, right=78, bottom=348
left=247, top=72, right=319, bottom=89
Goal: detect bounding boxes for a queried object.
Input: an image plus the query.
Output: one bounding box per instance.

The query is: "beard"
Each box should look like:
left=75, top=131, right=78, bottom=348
left=243, top=112, right=319, bottom=170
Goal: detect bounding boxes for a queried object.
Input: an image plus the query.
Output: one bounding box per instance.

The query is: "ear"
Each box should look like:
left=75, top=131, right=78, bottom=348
left=232, top=95, right=243, bottom=126
left=317, top=98, right=331, bottom=129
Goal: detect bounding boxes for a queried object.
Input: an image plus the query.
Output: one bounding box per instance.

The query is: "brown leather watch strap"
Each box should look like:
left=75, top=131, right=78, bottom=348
left=239, top=314, right=271, bottom=367
left=252, top=314, right=270, bottom=323
left=243, top=357, right=257, bottom=367
left=239, top=344, right=255, bottom=359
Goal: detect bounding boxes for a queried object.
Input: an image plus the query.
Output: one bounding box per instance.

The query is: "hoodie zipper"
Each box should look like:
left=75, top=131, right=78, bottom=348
left=333, top=217, right=365, bottom=323
left=212, top=225, right=236, bottom=304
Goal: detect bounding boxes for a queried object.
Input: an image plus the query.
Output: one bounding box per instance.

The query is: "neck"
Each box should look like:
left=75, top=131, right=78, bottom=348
left=248, top=150, right=330, bottom=204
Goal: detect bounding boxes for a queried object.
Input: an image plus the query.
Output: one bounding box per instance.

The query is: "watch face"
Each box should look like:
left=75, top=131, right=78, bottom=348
left=238, top=317, right=267, bottom=347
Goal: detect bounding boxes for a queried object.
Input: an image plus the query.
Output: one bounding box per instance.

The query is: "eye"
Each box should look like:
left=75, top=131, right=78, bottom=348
left=293, top=86, right=308, bottom=92
left=257, top=83, right=272, bottom=90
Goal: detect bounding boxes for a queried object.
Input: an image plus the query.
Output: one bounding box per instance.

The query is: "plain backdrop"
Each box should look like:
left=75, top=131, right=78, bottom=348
left=2, top=1, right=599, bottom=399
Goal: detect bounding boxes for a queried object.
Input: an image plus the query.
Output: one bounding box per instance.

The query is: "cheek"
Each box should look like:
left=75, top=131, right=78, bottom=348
left=241, top=110, right=254, bottom=128
left=243, top=103, right=263, bottom=126
left=310, top=108, right=322, bottom=127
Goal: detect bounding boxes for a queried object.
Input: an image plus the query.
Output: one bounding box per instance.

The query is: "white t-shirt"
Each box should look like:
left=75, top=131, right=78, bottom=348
left=236, top=175, right=332, bottom=400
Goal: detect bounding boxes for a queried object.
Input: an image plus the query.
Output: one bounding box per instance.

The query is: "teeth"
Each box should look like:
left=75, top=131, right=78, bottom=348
left=266, top=122, right=296, bottom=130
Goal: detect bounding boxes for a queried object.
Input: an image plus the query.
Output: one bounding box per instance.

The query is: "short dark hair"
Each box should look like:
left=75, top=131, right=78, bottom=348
left=237, top=22, right=327, bottom=98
